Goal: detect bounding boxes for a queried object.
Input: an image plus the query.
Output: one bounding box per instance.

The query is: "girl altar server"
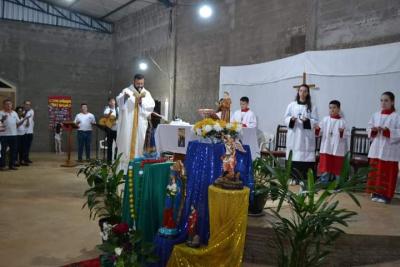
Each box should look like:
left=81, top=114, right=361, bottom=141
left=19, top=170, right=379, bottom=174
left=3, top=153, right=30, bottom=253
left=284, top=84, right=319, bottom=184
left=367, top=91, right=400, bottom=204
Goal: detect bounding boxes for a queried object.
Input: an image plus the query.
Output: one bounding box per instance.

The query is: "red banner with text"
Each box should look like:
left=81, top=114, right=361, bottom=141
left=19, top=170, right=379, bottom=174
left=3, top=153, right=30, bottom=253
left=48, top=96, right=72, bottom=130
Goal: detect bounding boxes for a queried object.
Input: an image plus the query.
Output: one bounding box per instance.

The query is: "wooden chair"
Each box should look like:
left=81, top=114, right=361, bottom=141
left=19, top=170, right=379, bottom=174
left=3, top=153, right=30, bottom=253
left=260, top=125, right=287, bottom=158
left=270, top=125, right=288, bottom=158
left=349, top=127, right=370, bottom=173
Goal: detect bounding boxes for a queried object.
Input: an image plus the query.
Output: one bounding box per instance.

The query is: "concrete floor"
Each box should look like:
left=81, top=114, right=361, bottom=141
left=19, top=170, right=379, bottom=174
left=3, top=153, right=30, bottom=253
left=0, top=153, right=99, bottom=267
left=0, top=153, right=399, bottom=267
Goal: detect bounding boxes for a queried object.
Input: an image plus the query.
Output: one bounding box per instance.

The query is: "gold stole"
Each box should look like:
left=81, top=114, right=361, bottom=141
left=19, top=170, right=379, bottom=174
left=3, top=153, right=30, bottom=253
left=129, top=90, right=147, bottom=160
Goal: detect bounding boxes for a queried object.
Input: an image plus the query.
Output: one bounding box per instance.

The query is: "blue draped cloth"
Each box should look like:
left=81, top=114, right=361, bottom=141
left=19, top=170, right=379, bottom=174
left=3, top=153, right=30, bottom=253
left=151, top=141, right=254, bottom=267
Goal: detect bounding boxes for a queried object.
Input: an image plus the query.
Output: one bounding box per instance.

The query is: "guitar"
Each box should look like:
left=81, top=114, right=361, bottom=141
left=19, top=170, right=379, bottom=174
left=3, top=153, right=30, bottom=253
left=99, top=115, right=117, bottom=129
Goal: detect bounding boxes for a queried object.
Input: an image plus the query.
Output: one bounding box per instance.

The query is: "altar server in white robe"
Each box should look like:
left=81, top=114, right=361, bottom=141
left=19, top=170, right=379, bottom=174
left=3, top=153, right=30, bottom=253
left=231, top=96, right=257, bottom=128
left=316, top=100, right=347, bottom=184
left=367, top=91, right=400, bottom=204
left=284, top=84, right=319, bottom=183
left=116, top=74, right=155, bottom=173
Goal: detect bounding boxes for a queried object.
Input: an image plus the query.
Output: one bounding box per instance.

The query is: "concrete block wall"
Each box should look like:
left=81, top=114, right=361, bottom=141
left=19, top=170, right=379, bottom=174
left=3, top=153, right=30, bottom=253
left=0, top=21, right=113, bottom=152
left=112, top=4, right=174, bottom=106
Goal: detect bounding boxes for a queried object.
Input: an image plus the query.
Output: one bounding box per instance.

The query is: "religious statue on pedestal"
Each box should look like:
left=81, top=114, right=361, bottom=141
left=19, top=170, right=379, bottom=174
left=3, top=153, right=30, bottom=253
left=159, top=160, right=186, bottom=237
left=186, top=205, right=200, bottom=248
left=214, top=134, right=246, bottom=190
left=216, top=91, right=232, bottom=122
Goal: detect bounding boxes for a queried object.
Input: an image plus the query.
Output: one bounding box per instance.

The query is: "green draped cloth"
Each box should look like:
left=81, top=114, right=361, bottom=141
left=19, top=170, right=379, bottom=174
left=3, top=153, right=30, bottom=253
left=122, top=161, right=173, bottom=242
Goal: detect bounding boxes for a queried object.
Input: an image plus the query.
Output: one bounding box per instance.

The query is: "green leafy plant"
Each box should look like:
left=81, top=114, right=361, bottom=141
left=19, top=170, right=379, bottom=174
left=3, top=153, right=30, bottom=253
left=77, top=154, right=125, bottom=222
left=253, top=156, right=279, bottom=199
left=264, top=152, right=369, bottom=267
left=98, top=222, right=158, bottom=267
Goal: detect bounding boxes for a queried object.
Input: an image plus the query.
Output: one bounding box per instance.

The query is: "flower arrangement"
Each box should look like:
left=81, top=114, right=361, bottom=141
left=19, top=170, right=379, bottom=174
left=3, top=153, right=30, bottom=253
left=98, top=222, right=158, bottom=267
left=193, top=118, right=242, bottom=140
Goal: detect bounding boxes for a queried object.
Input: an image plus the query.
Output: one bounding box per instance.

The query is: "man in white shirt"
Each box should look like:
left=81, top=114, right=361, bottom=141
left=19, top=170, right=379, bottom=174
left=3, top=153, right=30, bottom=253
left=0, top=99, right=30, bottom=170
left=23, top=100, right=34, bottom=164
left=104, top=97, right=118, bottom=163
left=230, top=96, right=257, bottom=128
left=74, top=103, right=96, bottom=162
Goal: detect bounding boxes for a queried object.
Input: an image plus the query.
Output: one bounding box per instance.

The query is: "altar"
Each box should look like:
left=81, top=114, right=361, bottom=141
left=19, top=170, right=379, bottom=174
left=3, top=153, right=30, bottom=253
left=155, top=124, right=260, bottom=160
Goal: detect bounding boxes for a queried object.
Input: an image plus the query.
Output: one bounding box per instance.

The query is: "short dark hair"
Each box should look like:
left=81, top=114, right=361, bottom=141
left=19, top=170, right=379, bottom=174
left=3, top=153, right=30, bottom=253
left=3, top=98, right=12, bottom=105
left=81, top=103, right=88, bottom=107
left=108, top=97, right=115, bottom=102
left=329, top=100, right=341, bottom=108
left=240, top=96, right=249, bottom=103
left=15, top=106, right=24, bottom=112
left=134, top=74, right=144, bottom=80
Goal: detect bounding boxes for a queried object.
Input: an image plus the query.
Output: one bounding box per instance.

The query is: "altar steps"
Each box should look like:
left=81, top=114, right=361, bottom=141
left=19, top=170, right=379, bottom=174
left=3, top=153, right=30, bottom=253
left=244, top=193, right=400, bottom=266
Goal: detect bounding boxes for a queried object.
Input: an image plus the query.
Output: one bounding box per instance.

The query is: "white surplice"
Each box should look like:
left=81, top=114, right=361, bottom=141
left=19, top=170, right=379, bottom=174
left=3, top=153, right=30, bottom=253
left=116, top=85, right=155, bottom=172
left=368, top=111, right=400, bottom=162
left=319, top=116, right=347, bottom=156
left=231, top=109, right=257, bottom=128
left=284, top=101, right=319, bottom=162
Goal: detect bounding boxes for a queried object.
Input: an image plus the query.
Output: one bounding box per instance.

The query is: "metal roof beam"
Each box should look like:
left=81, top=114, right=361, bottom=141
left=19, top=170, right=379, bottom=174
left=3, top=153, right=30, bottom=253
left=100, top=0, right=138, bottom=20
left=0, top=0, right=113, bottom=33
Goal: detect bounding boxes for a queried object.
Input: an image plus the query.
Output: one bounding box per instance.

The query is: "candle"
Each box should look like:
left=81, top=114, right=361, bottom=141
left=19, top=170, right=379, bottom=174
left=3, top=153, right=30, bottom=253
left=164, top=98, right=169, bottom=121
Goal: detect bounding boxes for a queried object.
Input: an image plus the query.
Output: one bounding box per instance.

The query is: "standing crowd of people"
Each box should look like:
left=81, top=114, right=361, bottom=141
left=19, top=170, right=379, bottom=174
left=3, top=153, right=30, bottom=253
left=0, top=99, right=34, bottom=171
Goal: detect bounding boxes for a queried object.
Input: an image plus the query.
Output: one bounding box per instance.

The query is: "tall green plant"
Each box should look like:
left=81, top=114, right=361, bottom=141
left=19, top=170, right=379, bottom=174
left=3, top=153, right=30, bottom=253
left=264, top=152, right=369, bottom=267
left=77, top=154, right=125, bottom=222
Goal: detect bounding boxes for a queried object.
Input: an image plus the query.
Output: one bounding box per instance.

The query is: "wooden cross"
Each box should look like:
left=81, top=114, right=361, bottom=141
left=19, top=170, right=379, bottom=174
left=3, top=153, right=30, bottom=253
left=293, top=72, right=316, bottom=90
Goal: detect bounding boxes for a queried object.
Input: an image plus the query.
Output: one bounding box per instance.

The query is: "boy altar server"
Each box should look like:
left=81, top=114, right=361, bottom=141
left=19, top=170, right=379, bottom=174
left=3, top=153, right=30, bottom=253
left=231, top=96, right=257, bottom=128
left=316, top=100, right=347, bottom=183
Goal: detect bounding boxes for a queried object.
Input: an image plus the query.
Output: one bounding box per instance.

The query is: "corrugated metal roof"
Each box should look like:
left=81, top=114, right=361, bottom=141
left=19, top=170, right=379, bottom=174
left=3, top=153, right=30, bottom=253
left=45, top=0, right=160, bottom=22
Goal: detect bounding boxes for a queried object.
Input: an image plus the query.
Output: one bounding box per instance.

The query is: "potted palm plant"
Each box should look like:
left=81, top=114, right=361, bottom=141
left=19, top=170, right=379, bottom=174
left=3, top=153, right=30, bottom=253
left=263, top=152, right=369, bottom=267
left=77, top=154, right=125, bottom=230
left=249, top=156, right=279, bottom=215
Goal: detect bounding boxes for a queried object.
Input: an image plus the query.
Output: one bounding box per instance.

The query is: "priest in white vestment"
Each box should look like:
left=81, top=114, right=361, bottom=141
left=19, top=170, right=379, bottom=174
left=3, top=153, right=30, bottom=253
left=116, top=74, right=155, bottom=173
left=231, top=96, right=257, bottom=128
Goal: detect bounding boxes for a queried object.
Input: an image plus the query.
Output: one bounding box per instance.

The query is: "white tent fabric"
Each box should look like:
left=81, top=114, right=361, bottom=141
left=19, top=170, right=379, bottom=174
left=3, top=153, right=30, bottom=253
left=220, top=42, right=400, bottom=86
left=219, top=42, right=400, bottom=141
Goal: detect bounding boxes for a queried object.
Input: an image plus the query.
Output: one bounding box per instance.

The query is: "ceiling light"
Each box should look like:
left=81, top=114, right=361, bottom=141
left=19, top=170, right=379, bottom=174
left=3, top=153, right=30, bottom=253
left=199, top=5, right=213, bottom=19
left=139, top=62, right=148, bottom=71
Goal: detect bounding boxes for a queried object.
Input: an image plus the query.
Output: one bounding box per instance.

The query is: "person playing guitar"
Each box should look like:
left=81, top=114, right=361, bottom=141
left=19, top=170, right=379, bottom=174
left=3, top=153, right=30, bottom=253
left=100, top=97, right=118, bottom=163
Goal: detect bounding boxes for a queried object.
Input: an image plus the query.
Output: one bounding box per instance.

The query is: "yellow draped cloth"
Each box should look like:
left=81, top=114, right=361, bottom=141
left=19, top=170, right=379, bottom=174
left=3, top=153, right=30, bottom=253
left=129, top=96, right=140, bottom=160
left=167, top=186, right=250, bottom=267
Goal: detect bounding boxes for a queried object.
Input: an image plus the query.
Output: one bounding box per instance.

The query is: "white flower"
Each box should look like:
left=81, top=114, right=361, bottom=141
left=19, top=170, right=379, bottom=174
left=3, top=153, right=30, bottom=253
left=204, top=125, right=213, bottom=133
left=100, top=231, right=108, bottom=241
left=213, top=123, right=222, bottom=132
left=226, top=123, right=232, bottom=129
left=196, top=129, right=202, bottom=136
left=115, top=247, right=123, bottom=256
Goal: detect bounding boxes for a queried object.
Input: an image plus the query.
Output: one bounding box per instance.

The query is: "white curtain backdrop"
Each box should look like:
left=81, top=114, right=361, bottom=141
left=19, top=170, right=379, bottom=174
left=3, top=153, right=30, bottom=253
left=220, top=42, right=400, bottom=138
